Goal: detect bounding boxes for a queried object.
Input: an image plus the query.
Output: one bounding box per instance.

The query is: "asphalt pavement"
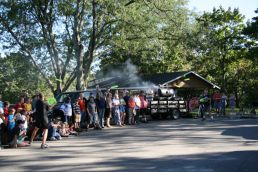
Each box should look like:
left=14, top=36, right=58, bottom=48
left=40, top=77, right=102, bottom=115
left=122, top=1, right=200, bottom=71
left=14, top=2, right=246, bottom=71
left=1, top=118, right=258, bottom=172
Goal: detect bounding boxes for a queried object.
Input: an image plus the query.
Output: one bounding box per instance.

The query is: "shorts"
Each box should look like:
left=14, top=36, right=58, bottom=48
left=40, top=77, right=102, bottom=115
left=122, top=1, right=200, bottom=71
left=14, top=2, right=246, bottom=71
left=105, top=108, right=112, bottom=118
left=35, top=118, right=48, bottom=129
left=75, top=114, right=81, bottom=123
left=119, top=106, right=125, bottom=113
left=213, top=101, right=221, bottom=109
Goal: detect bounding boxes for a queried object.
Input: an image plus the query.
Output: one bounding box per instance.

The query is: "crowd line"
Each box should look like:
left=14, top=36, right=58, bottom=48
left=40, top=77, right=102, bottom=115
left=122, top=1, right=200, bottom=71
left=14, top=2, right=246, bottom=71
left=0, top=88, right=256, bottom=149
left=0, top=89, right=148, bottom=149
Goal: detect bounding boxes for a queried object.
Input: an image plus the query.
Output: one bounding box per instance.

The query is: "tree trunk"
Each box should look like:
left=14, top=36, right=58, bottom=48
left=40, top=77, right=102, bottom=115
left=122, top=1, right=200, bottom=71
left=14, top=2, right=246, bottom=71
left=76, top=44, right=85, bottom=90
left=74, top=0, right=85, bottom=90
left=83, top=0, right=97, bottom=87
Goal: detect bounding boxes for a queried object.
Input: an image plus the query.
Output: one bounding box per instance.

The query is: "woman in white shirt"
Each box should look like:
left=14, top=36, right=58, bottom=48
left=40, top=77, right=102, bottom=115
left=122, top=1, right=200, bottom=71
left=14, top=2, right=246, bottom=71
left=112, top=94, right=121, bottom=126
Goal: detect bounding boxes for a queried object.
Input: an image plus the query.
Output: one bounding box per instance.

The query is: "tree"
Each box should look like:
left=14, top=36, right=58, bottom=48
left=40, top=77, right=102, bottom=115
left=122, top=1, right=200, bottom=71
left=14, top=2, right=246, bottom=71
left=241, top=8, right=258, bottom=106
left=192, top=7, right=246, bottom=92
left=98, top=0, right=192, bottom=76
left=0, top=0, right=135, bottom=96
left=0, top=53, right=50, bottom=102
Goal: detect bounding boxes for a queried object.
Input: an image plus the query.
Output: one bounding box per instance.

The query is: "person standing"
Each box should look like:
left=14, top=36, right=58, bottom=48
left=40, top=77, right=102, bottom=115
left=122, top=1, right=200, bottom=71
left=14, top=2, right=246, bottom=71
left=73, top=99, right=81, bottom=130
left=29, top=93, right=50, bottom=149
left=199, top=90, right=210, bottom=121
left=128, top=94, right=136, bottom=125
left=87, top=96, right=100, bottom=129
left=212, top=90, right=221, bottom=115
left=78, top=93, right=86, bottom=128
left=96, top=93, right=106, bottom=128
left=105, top=92, right=113, bottom=127
left=123, top=91, right=130, bottom=125
left=112, top=94, right=121, bottom=126
left=133, top=94, right=141, bottom=124
left=119, top=94, right=126, bottom=125
left=229, top=94, right=236, bottom=112
left=32, top=95, right=39, bottom=111
left=139, top=91, right=148, bottom=123
left=220, top=93, right=228, bottom=116
left=60, top=97, right=72, bottom=124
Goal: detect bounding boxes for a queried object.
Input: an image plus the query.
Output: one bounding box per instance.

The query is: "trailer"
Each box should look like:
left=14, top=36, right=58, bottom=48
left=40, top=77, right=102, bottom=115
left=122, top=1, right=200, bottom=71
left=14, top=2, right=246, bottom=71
left=148, top=96, right=187, bottom=120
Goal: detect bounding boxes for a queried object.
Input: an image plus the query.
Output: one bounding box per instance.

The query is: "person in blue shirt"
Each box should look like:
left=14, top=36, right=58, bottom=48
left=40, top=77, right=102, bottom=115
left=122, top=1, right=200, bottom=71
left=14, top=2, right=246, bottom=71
left=7, top=109, right=16, bottom=131
left=7, top=108, right=18, bottom=148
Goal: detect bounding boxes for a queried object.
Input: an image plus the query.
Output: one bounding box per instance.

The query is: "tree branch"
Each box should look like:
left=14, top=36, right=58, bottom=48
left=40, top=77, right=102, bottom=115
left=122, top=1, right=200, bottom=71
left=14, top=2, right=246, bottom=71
left=125, top=0, right=136, bottom=6
left=0, top=14, right=55, bottom=93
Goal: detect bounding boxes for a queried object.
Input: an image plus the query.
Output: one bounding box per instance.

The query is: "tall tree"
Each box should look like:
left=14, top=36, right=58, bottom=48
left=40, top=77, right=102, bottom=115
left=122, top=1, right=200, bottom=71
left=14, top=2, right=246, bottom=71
left=0, top=53, right=50, bottom=102
left=192, top=7, right=246, bottom=92
left=241, top=8, right=258, bottom=106
left=98, top=0, right=191, bottom=75
left=0, top=0, right=136, bottom=96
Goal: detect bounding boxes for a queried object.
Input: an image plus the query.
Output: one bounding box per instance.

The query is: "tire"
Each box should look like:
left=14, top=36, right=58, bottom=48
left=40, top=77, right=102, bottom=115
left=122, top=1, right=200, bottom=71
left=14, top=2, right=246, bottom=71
left=171, top=109, right=180, bottom=120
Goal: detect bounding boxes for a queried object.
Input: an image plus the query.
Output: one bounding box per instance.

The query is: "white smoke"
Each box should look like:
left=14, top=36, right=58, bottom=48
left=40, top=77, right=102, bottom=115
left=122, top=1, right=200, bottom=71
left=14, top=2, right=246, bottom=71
left=100, top=59, right=158, bottom=89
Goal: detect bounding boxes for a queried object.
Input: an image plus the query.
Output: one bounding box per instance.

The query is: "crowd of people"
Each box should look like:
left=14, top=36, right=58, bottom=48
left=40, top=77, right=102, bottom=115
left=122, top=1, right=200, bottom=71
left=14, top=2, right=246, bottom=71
left=0, top=88, right=256, bottom=149
left=56, top=89, right=148, bottom=131
left=0, top=89, right=149, bottom=149
left=197, top=90, right=237, bottom=120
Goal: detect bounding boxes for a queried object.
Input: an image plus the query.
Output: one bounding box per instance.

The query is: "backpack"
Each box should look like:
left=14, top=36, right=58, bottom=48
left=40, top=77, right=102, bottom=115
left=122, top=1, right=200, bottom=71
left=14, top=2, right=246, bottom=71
left=128, top=98, right=135, bottom=108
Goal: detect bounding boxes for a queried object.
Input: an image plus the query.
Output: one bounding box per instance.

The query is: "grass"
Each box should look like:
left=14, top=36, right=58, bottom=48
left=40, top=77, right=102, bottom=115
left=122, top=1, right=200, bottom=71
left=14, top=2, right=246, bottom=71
left=189, top=107, right=258, bottom=118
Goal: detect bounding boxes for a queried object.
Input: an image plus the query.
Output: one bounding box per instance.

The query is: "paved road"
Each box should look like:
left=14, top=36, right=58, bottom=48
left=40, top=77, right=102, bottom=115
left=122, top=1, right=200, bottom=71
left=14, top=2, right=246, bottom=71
left=1, top=118, right=258, bottom=172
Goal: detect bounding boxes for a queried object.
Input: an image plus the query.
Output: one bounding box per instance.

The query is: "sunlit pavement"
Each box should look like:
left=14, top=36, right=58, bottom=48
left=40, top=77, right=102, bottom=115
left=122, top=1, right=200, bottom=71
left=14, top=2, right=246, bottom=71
left=1, top=118, right=258, bottom=172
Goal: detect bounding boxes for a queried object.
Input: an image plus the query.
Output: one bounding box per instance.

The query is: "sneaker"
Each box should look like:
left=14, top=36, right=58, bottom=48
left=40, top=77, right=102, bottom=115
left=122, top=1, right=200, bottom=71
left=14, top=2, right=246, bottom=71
left=41, top=144, right=49, bottom=149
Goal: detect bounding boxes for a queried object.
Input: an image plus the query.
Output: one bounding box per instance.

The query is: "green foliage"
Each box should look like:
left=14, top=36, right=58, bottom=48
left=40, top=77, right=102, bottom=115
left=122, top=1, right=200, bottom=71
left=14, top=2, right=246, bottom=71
left=0, top=1, right=257, bottom=107
left=0, top=53, right=51, bottom=103
left=241, top=8, right=258, bottom=106
left=98, top=0, right=191, bottom=75
left=189, top=6, right=257, bottom=106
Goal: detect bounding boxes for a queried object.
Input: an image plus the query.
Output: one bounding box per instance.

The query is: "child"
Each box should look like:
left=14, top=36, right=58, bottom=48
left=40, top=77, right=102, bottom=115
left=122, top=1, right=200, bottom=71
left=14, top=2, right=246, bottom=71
left=73, top=99, right=81, bottom=130
left=3, top=101, right=10, bottom=124
left=24, top=98, right=32, bottom=122
left=60, top=97, right=72, bottom=124
left=59, top=123, right=70, bottom=137
left=48, top=118, right=62, bottom=141
left=15, top=112, right=27, bottom=146
left=7, top=109, right=17, bottom=148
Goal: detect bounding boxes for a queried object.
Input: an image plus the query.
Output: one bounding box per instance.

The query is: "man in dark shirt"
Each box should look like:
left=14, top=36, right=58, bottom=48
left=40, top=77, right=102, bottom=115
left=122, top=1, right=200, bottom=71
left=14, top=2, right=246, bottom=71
left=123, top=91, right=130, bottom=125
left=30, top=93, right=50, bottom=149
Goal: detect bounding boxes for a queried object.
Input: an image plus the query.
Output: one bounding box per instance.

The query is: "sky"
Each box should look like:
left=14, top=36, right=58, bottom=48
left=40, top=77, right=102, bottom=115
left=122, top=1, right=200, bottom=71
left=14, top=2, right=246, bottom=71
left=188, top=0, right=258, bottom=21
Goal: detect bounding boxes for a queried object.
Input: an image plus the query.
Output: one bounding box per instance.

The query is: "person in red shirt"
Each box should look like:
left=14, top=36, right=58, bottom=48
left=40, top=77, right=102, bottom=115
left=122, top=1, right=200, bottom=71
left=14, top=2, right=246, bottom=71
left=213, top=90, right=221, bottom=114
left=139, top=91, right=148, bottom=123
left=3, top=101, right=10, bottom=124
left=78, top=93, right=86, bottom=128
left=2, top=101, right=10, bottom=145
left=15, top=97, right=25, bottom=111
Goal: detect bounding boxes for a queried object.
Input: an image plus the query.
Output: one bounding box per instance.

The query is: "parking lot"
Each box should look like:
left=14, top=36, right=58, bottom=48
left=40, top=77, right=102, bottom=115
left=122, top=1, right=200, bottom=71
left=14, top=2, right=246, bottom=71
left=1, top=118, right=258, bottom=172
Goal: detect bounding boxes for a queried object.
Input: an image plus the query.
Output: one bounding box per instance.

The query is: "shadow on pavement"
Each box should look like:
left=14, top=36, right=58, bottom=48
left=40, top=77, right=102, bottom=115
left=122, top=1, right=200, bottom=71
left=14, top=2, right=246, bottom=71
left=0, top=150, right=258, bottom=172
left=1, top=119, right=258, bottom=171
left=221, top=126, right=258, bottom=140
